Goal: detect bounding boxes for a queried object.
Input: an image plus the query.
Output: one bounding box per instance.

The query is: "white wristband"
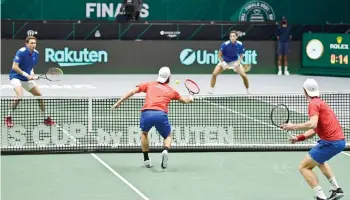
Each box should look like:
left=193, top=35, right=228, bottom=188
left=222, top=61, right=227, bottom=66
left=22, top=72, right=29, bottom=77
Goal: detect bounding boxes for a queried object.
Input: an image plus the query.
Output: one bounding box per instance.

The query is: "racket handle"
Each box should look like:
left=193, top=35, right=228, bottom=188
left=189, top=95, right=194, bottom=101
left=287, top=132, right=295, bottom=139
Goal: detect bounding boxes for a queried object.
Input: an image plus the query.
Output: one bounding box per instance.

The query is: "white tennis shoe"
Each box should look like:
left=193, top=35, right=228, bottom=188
left=144, top=159, right=152, bottom=168
left=161, top=150, right=168, bottom=169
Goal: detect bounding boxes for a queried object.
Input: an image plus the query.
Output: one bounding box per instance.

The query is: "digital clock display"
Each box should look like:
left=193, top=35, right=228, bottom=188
left=330, top=54, right=349, bottom=65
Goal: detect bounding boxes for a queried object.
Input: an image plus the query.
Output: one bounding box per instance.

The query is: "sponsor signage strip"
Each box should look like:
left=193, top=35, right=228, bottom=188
left=1, top=40, right=302, bottom=74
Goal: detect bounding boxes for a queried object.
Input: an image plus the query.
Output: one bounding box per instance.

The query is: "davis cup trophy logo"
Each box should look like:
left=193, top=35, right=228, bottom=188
left=239, top=1, right=275, bottom=22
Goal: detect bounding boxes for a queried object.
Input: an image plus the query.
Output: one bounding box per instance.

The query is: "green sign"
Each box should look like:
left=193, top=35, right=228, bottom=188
left=1, top=0, right=349, bottom=24
left=300, top=33, right=350, bottom=77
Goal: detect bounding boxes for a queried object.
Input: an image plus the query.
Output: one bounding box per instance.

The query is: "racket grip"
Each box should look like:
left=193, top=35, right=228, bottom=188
left=189, top=95, right=194, bottom=101
left=287, top=132, right=295, bottom=139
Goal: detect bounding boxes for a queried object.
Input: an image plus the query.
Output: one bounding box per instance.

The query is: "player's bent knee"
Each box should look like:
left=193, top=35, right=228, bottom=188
left=212, top=65, right=223, bottom=75
left=29, top=87, right=42, bottom=96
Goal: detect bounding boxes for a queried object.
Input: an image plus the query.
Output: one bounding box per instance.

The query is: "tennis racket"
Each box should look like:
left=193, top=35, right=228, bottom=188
left=270, top=104, right=295, bottom=138
left=184, top=79, right=200, bottom=95
left=37, top=68, right=63, bottom=82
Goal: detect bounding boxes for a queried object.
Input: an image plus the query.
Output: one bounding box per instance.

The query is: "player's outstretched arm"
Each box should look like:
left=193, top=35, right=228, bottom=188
left=111, top=87, right=140, bottom=110
left=294, top=115, right=318, bottom=130
left=177, top=95, right=194, bottom=104
left=281, top=116, right=318, bottom=131
left=289, top=129, right=316, bottom=143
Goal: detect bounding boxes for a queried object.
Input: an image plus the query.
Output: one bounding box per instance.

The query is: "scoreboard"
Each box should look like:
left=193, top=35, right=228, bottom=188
left=302, top=33, right=349, bottom=69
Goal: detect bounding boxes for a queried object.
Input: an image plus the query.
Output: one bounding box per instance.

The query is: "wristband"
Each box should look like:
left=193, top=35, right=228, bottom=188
left=297, top=134, right=306, bottom=141
left=22, top=72, right=29, bottom=77
left=222, top=61, right=227, bottom=66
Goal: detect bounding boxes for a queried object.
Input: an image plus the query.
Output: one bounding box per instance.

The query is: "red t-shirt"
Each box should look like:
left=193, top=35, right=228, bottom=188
left=137, top=81, right=180, bottom=113
left=308, top=98, right=345, bottom=141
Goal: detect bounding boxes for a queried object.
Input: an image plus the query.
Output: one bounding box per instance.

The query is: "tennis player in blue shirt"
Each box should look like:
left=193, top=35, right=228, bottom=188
left=209, top=30, right=250, bottom=94
left=5, top=36, right=55, bottom=127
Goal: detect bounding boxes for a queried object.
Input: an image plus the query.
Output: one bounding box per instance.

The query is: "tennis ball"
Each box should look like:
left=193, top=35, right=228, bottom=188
left=175, top=80, right=180, bottom=84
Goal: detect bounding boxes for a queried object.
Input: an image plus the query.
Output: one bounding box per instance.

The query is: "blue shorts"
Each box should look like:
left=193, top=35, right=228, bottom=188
left=309, top=139, right=346, bottom=164
left=140, top=110, right=171, bottom=138
left=277, top=42, right=290, bottom=55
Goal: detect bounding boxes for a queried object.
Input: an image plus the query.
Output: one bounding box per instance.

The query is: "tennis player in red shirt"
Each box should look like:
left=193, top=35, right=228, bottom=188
left=111, top=66, right=193, bottom=169
left=281, top=79, right=346, bottom=200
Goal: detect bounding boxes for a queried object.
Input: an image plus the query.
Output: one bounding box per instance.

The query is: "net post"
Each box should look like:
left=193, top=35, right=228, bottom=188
left=88, top=97, right=93, bottom=134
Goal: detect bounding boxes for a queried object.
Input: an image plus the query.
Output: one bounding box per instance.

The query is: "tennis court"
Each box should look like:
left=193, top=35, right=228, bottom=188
left=1, top=75, right=350, bottom=200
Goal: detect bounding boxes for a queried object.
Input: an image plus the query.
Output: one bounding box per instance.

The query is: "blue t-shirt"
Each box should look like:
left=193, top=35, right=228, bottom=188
left=9, top=46, right=39, bottom=81
left=220, top=40, right=245, bottom=62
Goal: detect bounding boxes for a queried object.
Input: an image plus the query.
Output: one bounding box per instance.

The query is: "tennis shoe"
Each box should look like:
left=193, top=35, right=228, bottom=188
left=277, top=70, right=282, bottom=75
left=5, top=116, right=14, bottom=128
left=285, top=70, right=290, bottom=76
left=144, top=159, right=152, bottom=168
left=44, top=117, right=55, bottom=126
left=161, top=150, right=168, bottom=169
left=328, top=188, right=344, bottom=200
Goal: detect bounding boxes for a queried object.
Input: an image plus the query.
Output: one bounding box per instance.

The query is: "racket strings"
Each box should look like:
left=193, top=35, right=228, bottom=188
left=271, top=106, right=289, bottom=127
left=45, top=68, right=63, bottom=81
left=185, top=80, right=200, bottom=94
left=47, top=68, right=63, bottom=76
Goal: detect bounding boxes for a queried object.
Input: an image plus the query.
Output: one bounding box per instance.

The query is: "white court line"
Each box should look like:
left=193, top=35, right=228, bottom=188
left=90, top=154, right=150, bottom=200
left=200, top=98, right=350, bottom=157
left=56, top=124, right=150, bottom=200
left=199, top=99, right=282, bottom=131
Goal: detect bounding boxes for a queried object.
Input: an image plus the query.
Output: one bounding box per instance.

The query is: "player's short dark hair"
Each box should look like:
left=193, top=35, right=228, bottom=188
left=229, top=31, right=238, bottom=37
left=25, top=36, right=37, bottom=43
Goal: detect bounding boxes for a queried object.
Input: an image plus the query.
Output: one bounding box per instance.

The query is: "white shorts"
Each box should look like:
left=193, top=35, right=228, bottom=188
left=220, top=61, right=242, bottom=72
left=10, top=78, right=37, bottom=91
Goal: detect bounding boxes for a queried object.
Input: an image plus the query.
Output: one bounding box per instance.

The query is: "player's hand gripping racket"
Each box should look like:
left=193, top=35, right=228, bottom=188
left=37, top=68, right=63, bottom=82
left=270, top=104, right=295, bottom=138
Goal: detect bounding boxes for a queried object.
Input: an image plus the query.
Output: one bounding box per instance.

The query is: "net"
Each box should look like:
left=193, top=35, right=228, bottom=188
left=1, top=93, right=349, bottom=154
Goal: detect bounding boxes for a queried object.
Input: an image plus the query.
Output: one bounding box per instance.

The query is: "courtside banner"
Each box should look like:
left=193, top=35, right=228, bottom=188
left=1, top=40, right=300, bottom=74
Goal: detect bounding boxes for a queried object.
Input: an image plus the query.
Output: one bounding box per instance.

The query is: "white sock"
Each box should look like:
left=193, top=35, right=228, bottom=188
left=284, top=66, right=288, bottom=71
left=278, top=66, right=282, bottom=71
left=210, top=87, right=214, bottom=93
left=329, top=177, right=339, bottom=190
left=313, top=186, right=327, bottom=199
